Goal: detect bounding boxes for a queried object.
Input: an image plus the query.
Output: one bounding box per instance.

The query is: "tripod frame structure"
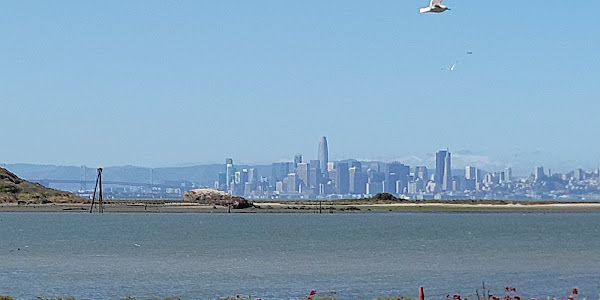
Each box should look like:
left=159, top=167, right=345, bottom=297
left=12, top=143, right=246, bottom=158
left=89, top=168, right=104, bottom=213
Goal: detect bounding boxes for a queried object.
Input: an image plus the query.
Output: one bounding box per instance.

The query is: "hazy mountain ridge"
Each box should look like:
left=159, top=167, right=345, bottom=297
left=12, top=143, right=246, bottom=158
left=3, top=163, right=272, bottom=190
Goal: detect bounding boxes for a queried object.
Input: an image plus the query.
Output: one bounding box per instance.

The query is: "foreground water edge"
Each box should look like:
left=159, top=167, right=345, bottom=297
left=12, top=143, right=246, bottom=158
left=1, top=213, right=599, bottom=300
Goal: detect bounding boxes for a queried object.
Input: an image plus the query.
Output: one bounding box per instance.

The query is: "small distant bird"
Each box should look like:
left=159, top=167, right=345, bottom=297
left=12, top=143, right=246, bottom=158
left=420, top=0, right=450, bottom=13
left=441, top=61, right=457, bottom=71
left=467, top=51, right=473, bottom=55
left=134, top=243, right=141, bottom=247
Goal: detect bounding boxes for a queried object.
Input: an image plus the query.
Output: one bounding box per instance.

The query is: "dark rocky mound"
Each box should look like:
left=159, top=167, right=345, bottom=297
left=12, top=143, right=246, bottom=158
left=183, top=188, right=251, bottom=209
left=0, top=168, right=83, bottom=203
left=371, top=192, right=398, bottom=201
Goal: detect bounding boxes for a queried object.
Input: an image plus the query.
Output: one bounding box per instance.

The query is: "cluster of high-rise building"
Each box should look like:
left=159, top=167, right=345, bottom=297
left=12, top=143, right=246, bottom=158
left=215, top=137, right=600, bottom=200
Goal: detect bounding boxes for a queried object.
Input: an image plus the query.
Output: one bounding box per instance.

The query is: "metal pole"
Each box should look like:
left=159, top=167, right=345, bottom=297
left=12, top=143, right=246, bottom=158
left=98, top=168, right=103, bottom=213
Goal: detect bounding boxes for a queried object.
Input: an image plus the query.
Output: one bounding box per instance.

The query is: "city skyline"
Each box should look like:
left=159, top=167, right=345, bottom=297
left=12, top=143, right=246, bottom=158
left=3, top=134, right=599, bottom=201
left=213, top=137, right=600, bottom=201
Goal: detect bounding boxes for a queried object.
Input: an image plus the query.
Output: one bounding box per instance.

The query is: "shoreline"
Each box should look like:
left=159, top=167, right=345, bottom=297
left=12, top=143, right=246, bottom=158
left=2, top=200, right=600, bottom=213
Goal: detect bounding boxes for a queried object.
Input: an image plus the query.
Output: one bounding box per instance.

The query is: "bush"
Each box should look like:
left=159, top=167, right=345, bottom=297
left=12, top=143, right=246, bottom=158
left=372, top=193, right=398, bottom=201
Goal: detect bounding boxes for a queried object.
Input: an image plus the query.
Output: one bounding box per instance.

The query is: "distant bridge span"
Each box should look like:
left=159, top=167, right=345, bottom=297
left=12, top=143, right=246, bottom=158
left=30, top=179, right=182, bottom=189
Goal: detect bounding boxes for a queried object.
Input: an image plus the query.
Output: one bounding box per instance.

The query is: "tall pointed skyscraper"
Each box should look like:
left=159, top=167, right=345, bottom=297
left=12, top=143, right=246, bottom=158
left=318, top=136, right=329, bottom=177
left=442, top=150, right=452, bottom=191
left=435, top=149, right=452, bottom=191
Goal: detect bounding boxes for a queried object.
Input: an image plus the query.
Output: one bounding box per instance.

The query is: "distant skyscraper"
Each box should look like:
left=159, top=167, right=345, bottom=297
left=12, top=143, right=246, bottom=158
left=336, top=162, right=349, bottom=194
left=504, top=167, right=512, bottom=182
left=349, top=166, right=367, bottom=194
left=366, top=182, right=384, bottom=195
left=435, top=149, right=451, bottom=191
left=308, top=160, right=321, bottom=189
left=244, top=182, right=253, bottom=197
left=241, top=169, right=249, bottom=184
left=318, top=137, right=329, bottom=178
left=435, top=150, right=447, bottom=184
left=442, top=151, right=452, bottom=191
left=414, top=166, right=429, bottom=182
left=271, top=162, right=290, bottom=184
left=327, top=162, right=335, bottom=172
left=465, top=166, right=477, bottom=181
left=535, top=166, right=545, bottom=182
left=248, top=168, right=258, bottom=184
left=296, top=162, right=310, bottom=190
left=218, top=172, right=227, bottom=191
left=385, top=162, right=410, bottom=194
left=286, top=173, right=298, bottom=193
left=368, top=169, right=385, bottom=184
left=308, top=167, right=320, bottom=190
left=293, top=154, right=303, bottom=171
left=226, top=158, right=234, bottom=191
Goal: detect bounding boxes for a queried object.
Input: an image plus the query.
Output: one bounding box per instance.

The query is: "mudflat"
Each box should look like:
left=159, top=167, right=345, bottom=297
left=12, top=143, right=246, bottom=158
left=2, top=200, right=600, bottom=213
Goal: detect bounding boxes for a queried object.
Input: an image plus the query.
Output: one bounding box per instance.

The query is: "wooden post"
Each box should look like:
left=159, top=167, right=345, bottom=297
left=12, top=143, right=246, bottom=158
left=89, top=168, right=103, bottom=213
left=98, top=168, right=103, bottom=213
left=89, top=170, right=99, bottom=213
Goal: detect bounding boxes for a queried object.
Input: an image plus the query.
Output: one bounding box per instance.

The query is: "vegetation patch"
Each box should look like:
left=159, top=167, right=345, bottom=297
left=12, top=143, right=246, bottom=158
left=0, top=167, right=82, bottom=203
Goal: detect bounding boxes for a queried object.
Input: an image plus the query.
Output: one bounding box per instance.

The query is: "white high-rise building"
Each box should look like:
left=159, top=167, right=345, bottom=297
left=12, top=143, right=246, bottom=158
left=226, top=158, right=234, bottom=191
left=504, top=167, right=512, bottom=182
left=318, top=137, right=329, bottom=178
left=465, top=166, right=477, bottom=180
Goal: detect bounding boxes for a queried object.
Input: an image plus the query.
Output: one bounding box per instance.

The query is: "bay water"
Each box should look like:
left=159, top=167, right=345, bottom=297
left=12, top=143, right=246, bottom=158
left=1, top=212, right=599, bottom=300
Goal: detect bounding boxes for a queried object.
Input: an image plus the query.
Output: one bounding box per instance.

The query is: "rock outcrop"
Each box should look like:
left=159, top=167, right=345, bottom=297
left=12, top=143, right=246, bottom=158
left=0, top=167, right=83, bottom=203
left=183, top=188, right=251, bottom=209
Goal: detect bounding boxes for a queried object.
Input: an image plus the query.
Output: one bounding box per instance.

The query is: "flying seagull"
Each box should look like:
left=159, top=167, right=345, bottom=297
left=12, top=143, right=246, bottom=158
left=441, top=61, right=457, bottom=71
left=420, top=0, right=450, bottom=13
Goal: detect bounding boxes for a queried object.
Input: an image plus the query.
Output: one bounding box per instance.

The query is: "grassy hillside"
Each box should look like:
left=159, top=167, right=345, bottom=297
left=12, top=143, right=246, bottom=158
left=0, top=167, right=83, bottom=203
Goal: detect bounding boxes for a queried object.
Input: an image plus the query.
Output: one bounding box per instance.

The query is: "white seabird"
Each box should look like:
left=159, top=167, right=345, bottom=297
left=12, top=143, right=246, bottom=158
left=420, top=0, right=450, bottom=13
left=449, top=61, right=457, bottom=71
left=441, top=61, right=457, bottom=71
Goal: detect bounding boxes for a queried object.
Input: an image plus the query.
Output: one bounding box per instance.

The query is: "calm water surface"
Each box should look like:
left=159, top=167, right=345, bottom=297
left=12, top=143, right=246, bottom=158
left=0, top=212, right=599, bottom=300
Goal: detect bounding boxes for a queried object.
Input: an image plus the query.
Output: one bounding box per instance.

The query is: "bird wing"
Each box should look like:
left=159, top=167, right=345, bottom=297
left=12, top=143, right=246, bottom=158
left=430, top=0, right=443, bottom=6
left=450, top=61, right=457, bottom=71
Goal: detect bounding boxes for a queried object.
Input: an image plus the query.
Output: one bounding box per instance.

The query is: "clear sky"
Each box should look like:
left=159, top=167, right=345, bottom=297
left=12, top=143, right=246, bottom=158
left=1, top=1, right=599, bottom=175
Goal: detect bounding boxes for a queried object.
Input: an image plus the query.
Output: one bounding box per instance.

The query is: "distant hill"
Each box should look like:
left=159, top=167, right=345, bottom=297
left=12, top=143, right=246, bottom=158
left=0, top=167, right=82, bottom=203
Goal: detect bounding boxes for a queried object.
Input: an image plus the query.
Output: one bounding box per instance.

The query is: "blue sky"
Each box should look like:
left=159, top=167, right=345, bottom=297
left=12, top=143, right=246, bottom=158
left=1, top=1, right=599, bottom=175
